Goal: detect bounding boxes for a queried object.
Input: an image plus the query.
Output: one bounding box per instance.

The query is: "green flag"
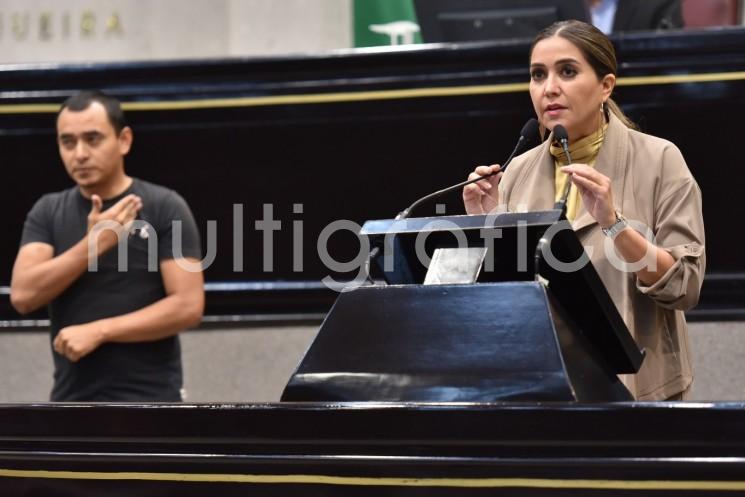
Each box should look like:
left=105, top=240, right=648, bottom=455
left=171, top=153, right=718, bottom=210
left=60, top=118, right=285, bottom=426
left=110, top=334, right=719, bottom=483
left=353, top=0, right=423, bottom=47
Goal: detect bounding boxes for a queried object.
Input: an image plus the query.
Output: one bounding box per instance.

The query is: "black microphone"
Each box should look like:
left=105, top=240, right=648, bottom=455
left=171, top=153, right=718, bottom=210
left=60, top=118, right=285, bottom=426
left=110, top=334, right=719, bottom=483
left=553, top=124, right=571, bottom=163
left=552, top=124, right=573, bottom=217
left=396, top=118, right=540, bottom=220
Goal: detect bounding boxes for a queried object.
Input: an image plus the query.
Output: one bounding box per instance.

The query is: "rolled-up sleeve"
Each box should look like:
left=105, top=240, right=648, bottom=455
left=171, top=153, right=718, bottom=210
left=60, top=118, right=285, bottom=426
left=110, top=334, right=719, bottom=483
left=637, top=241, right=705, bottom=310
left=636, top=147, right=705, bottom=310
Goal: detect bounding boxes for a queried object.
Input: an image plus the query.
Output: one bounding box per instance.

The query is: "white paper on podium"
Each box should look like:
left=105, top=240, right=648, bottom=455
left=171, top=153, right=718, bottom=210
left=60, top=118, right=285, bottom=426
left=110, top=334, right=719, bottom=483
left=423, top=247, right=488, bottom=285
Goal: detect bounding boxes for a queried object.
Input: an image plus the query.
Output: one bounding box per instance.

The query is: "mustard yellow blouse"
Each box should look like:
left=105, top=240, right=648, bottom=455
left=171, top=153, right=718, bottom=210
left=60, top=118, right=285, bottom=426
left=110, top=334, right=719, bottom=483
left=549, top=123, right=608, bottom=221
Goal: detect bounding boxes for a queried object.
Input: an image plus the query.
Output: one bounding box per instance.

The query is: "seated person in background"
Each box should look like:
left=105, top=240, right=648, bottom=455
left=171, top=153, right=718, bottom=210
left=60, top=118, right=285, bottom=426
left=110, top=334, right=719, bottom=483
left=589, top=0, right=683, bottom=34
left=463, top=20, right=704, bottom=401
left=10, top=90, right=204, bottom=402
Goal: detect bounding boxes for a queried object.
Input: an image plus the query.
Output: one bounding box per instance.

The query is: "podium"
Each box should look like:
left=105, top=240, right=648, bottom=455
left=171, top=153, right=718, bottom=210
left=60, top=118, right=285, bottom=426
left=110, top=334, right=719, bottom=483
left=282, top=210, right=644, bottom=402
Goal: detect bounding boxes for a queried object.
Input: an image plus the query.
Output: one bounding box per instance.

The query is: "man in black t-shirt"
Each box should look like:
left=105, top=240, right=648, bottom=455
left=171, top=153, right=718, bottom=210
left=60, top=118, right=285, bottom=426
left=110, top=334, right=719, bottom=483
left=10, top=90, right=204, bottom=402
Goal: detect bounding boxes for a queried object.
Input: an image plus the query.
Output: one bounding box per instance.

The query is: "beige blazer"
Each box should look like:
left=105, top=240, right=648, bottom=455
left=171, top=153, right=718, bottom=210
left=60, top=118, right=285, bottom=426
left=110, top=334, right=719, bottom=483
left=498, top=112, right=706, bottom=400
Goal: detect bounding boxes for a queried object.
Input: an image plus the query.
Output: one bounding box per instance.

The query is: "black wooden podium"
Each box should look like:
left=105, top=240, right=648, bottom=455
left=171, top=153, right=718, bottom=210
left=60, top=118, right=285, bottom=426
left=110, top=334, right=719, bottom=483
left=282, top=210, right=644, bottom=402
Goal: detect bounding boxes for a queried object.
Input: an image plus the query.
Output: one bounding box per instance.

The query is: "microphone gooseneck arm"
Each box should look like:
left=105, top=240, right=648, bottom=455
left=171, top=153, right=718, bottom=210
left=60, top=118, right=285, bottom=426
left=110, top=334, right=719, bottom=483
left=365, top=118, right=539, bottom=284
left=397, top=118, right=540, bottom=220
left=537, top=125, right=572, bottom=279
left=552, top=125, right=573, bottom=218
left=397, top=136, right=526, bottom=220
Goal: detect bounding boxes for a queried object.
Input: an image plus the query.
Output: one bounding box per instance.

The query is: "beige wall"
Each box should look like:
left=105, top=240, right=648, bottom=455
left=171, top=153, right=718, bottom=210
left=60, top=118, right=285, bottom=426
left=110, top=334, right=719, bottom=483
left=0, top=0, right=352, bottom=64
left=228, top=0, right=352, bottom=57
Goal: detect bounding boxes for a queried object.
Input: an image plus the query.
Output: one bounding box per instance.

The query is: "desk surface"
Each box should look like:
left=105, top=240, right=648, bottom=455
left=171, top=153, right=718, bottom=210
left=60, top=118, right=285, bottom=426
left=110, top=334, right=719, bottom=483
left=1, top=401, right=744, bottom=495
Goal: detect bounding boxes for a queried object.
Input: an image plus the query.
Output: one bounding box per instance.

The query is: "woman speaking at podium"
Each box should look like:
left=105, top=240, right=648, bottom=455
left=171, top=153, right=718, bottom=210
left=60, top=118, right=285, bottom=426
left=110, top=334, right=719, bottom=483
left=463, top=20, right=705, bottom=401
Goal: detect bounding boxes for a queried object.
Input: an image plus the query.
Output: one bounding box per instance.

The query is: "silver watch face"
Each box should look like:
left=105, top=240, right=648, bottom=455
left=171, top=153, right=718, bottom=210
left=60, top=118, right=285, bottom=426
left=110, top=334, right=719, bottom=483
left=603, top=215, right=627, bottom=237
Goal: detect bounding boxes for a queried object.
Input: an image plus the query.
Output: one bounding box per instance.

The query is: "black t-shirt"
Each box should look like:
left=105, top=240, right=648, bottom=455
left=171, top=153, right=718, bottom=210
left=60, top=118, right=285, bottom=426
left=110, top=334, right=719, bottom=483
left=20, top=178, right=201, bottom=402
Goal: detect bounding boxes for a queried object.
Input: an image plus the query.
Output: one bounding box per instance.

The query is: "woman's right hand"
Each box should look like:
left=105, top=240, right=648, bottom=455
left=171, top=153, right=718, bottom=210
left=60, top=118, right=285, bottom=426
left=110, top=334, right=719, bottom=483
left=462, top=164, right=502, bottom=215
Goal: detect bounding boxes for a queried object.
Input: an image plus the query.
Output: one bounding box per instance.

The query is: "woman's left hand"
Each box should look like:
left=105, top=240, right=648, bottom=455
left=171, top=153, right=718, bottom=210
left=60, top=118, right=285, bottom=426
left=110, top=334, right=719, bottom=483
left=560, top=164, right=617, bottom=228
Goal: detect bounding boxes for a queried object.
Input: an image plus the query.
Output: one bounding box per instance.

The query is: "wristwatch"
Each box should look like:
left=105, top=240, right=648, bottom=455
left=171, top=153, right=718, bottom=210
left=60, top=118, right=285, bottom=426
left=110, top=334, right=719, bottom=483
left=602, top=211, right=628, bottom=239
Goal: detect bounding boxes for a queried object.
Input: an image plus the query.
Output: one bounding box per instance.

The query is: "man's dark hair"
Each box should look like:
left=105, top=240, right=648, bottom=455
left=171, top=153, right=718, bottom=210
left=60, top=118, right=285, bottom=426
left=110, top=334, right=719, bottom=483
left=58, top=90, right=127, bottom=134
